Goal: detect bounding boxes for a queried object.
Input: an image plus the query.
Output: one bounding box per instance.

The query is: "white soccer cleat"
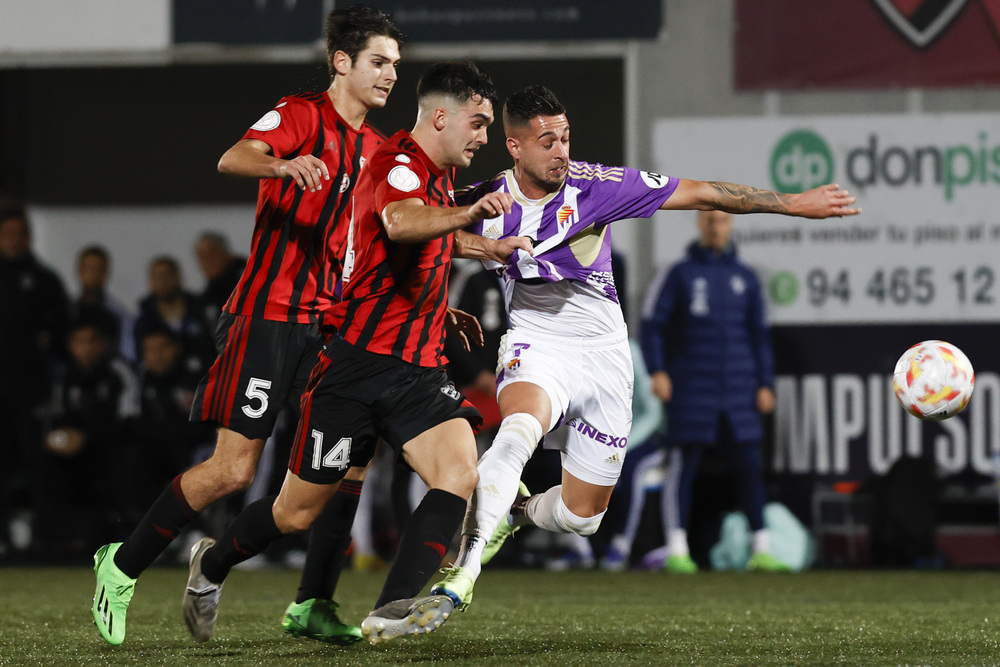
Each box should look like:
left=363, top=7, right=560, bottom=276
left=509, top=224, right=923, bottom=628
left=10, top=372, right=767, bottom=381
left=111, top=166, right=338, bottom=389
left=182, top=537, right=223, bottom=642
left=360, top=595, right=454, bottom=645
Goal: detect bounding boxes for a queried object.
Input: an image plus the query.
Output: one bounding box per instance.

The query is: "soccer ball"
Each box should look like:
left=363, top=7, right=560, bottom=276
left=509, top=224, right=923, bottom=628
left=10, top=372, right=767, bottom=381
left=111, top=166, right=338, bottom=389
left=893, top=340, right=975, bottom=421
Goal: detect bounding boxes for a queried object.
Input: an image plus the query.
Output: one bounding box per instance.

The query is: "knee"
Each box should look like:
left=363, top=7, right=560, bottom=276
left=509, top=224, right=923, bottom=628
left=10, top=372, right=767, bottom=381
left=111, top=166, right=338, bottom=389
left=281, top=510, right=317, bottom=534
left=204, top=456, right=256, bottom=495
left=451, top=463, right=479, bottom=499
left=556, top=496, right=605, bottom=536
left=224, top=463, right=256, bottom=494
left=272, top=502, right=319, bottom=534
left=493, top=413, right=543, bottom=465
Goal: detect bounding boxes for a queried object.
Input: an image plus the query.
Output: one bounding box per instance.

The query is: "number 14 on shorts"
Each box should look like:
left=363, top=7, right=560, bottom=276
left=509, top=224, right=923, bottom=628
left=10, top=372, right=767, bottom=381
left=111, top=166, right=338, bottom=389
left=310, top=431, right=352, bottom=470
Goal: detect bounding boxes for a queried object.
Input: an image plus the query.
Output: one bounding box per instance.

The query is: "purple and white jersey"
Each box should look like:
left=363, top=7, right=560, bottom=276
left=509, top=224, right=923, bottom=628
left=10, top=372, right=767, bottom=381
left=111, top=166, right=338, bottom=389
left=462, top=161, right=676, bottom=301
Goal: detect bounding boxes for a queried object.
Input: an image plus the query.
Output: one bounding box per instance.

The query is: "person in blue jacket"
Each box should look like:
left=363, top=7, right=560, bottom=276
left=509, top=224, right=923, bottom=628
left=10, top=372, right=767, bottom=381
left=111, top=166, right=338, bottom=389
left=640, top=209, right=788, bottom=573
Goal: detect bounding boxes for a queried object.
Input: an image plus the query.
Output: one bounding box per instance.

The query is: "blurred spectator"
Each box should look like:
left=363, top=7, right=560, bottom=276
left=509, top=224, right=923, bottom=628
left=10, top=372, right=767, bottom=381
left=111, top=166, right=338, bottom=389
left=35, top=321, right=139, bottom=556
left=134, top=256, right=213, bottom=366
left=194, top=232, right=246, bottom=333
left=0, top=205, right=68, bottom=551
left=126, top=325, right=214, bottom=522
left=69, top=245, right=136, bottom=362
left=640, top=210, right=787, bottom=573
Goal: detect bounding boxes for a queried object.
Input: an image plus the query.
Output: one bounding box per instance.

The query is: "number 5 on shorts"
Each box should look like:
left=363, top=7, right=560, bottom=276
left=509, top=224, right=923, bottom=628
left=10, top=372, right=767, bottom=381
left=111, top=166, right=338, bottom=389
left=242, top=377, right=272, bottom=418
left=310, top=430, right=351, bottom=471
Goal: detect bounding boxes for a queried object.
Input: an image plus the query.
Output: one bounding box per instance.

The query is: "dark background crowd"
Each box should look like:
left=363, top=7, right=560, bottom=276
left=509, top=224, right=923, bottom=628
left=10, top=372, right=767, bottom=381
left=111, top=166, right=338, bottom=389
left=0, top=202, right=245, bottom=560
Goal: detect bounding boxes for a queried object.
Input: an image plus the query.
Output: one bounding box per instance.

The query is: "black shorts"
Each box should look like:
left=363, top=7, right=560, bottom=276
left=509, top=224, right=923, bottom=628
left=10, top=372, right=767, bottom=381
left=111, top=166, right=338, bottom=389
left=288, top=336, right=482, bottom=484
left=190, top=312, right=324, bottom=440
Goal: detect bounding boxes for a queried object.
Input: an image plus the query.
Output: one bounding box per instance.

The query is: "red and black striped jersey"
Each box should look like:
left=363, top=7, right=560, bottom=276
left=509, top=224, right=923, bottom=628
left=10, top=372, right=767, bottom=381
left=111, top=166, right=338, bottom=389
left=335, top=129, right=456, bottom=367
left=223, top=91, right=385, bottom=325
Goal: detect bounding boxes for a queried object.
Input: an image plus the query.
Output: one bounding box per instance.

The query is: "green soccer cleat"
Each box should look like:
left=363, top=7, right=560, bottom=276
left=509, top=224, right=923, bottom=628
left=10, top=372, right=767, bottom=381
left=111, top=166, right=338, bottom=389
left=282, top=598, right=363, bottom=646
left=360, top=595, right=454, bottom=645
left=430, top=565, right=477, bottom=611
left=92, top=542, right=137, bottom=645
left=748, top=552, right=792, bottom=572
left=665, top=554, right=699, bottom=574
left=481, top=481, right=530, bottom=565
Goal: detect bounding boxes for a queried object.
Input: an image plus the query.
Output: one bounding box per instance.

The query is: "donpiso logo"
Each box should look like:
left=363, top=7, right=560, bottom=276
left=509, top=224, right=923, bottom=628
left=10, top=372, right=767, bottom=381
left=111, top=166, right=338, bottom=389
left=770, top=130, right=834, bottom=194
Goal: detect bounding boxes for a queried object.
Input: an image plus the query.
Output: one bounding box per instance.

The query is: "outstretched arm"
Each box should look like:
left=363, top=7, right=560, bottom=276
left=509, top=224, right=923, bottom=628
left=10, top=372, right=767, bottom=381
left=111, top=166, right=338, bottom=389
left=661, top=179, right=860, bottom=219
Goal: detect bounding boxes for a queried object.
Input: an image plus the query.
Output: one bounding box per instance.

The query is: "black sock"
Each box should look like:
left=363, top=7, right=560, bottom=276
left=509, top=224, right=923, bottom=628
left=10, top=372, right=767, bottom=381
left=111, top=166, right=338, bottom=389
left=294, top=478, right=363, bottom=604
left=374, top=489, right=466, bottom=609
left=114, top=475, right=199, bottom=578
left=200, top=496, right=284, bottom=584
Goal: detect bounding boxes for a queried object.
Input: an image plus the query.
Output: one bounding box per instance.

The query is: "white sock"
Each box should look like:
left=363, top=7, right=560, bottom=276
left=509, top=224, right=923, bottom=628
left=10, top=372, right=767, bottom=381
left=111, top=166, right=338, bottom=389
left=752, top=528, right=771, bottom=555
left=520, top=485, right=564, bottom=531
left=668, top=528, right=689, bottom=557
left=452, top=413, right=542, bottom=576
left=521, top=485, right=605, bottom=535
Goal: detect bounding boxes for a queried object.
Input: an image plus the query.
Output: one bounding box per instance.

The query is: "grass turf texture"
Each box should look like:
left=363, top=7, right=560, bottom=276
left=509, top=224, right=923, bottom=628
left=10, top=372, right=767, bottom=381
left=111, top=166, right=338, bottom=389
left=1, top=568, right=999, bottom=666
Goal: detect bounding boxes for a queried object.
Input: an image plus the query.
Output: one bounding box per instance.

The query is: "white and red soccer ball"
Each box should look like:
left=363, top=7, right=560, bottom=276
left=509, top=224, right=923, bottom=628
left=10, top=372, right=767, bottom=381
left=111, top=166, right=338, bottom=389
left=893, top=340, right=975, bottom=421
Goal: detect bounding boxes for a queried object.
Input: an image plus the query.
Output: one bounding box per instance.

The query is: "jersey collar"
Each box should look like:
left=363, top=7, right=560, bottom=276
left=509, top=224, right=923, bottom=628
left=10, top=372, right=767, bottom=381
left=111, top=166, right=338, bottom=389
left=504, top=168, right=566, bottom=207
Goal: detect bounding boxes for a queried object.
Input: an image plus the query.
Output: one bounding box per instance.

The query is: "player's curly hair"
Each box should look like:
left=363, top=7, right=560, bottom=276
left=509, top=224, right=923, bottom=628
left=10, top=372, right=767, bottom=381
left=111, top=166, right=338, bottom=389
left=503, top=85, right=567, bottom=130
left=326, top=4, right=405, bottom=79
left=416, top=60, right=498, bottom=109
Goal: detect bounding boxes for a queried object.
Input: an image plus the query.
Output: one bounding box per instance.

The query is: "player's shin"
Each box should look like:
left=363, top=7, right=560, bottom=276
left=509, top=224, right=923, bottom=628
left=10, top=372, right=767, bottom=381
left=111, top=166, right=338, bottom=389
left=199, top=495, right=284, bottom=583
left=295, top=478, right=363, bottom=603
left=374, top=489, right=466, bottom=608
left=453, top=416, right=540, bottom=571
left=114, top=475, right=199, bottom=578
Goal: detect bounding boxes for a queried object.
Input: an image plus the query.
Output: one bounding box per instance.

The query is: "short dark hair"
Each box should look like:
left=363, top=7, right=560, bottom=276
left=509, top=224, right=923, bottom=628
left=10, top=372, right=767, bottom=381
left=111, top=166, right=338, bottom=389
left=78, top=244, right=109, bottom=265
left=326, top=4, right=405, bottom=79
left=416, top=60, right=498, bottom=109
left=503, top=85, right=567, bottom=131
left=150, top=255, right=180, bottom=273
left=197, top=231, right=230, bottom=252
left=67, top=318, right=105, bottom=338
left=139, top=322, right=179, bottom=345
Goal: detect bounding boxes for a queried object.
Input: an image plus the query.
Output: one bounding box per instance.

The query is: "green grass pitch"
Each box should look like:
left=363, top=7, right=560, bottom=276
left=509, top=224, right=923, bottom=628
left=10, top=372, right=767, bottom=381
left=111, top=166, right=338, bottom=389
left=1, top=567, right=999, bottom=666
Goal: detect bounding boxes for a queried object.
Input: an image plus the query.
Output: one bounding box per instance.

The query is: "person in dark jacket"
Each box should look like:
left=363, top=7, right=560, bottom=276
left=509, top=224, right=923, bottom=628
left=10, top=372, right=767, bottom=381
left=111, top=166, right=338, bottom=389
left=37, top=321, right=140, bottom=556
left=70, top=245, right=136, bottom=362
left=134, top=256, right=214, bottom=366
left=194, top=232, right=246, bottom=334
left=640, top=209, right=786, bottom=573
left=129, top=325, right=214, bottom=520
left=0, top=206, right=68, bottom=551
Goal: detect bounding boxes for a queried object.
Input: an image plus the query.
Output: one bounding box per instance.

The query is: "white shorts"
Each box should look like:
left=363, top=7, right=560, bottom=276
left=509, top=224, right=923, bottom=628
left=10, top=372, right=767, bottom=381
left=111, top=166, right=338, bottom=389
left=496, top=327, right=633, bottom=486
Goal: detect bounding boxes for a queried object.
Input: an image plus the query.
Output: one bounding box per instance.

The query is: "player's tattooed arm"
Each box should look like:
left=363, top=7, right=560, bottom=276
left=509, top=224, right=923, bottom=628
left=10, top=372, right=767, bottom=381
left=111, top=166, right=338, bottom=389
left=704, top=181, right=793, bottom=214
left=661, top=178, right=860, bottom=219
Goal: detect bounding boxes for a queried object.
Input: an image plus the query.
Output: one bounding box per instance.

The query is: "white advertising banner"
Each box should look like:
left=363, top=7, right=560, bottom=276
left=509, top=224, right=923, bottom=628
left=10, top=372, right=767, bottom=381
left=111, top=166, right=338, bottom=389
left=652, top=113, right=1000, bottom=324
